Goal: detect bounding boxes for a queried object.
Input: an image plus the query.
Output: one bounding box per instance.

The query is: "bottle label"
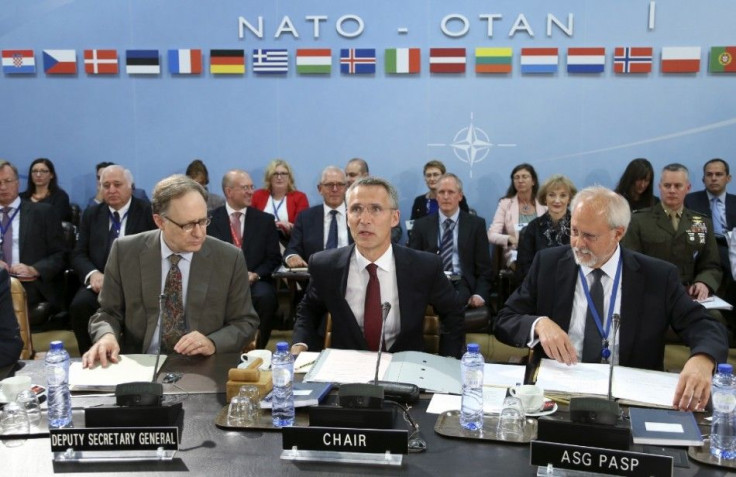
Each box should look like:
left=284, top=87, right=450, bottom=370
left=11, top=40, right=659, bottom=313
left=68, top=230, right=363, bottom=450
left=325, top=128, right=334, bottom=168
left=713, top=390, right=736, bottom=413
left=273, top=368, right=292, bottom=387
left=46, top=366, right=66, bottom=386
left=464, top=369, right=483, bottom=388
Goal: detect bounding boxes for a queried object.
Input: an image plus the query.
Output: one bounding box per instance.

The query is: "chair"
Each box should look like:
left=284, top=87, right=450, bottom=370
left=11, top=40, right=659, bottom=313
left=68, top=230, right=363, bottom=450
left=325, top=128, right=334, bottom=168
left=69, top=203, right=81, bottom=229
left=10, top=277, right=34, bottom=359
left=324, top=311, right=441, bottom=355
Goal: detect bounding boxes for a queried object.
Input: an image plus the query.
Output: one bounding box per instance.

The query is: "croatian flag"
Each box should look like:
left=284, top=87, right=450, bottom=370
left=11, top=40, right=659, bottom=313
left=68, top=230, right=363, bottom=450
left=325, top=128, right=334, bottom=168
left=2, top=50, right=35, bottom=74
left=520, top=48, right=558, bottom=74
left=567, top=47, right=605, bottom=73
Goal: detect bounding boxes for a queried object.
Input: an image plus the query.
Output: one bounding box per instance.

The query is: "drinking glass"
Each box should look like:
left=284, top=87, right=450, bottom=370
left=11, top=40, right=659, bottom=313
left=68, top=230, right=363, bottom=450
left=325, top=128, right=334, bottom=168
left=227, top=385, right=260, bottom=427
left=1, top=401, right=30, bottom=447
left=15, top=390, right=42, bottom=429
left=497, top=395, right=526, bottom=441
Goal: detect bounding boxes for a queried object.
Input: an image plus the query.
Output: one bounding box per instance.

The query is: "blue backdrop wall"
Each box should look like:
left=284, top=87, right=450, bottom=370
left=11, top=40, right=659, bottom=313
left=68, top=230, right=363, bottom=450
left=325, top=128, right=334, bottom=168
left=1, top=0, right=735, bottom=232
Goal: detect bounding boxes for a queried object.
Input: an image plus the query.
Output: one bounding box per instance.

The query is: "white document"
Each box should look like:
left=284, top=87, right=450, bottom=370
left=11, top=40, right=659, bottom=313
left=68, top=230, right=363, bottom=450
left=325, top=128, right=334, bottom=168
left=426, top=388, right=507, bottom=415
left=698, top=295, right=733, bottom=310
left=304, top=349, right=393, bottom=384
left=535, top=359, right=609, bottom=395
left=69, top=354, right=167, bottom=391
left=294, top=351, right=321, bottom=374
left=483, top=363, right=526, bottom=388
left=612, top=366, right=680, bottom=408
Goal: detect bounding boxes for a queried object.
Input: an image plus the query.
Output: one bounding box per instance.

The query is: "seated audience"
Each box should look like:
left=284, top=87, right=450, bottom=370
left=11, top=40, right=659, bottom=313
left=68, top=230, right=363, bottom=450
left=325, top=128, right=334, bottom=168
left=0, top=268, right=23, bottom=368
left=20, top=158, right=71, bottom=223
left=410, top=159, right=469, bottom=220
left=186, top=159, right=226, bottom=212
left=251, top=159, right=309, bottom=244
left=516, top=174, right=576, bottom=280
left=614, top=158, right=660, bottom=211
left=70, top=165, right=156, bottom=354
left=83, top=175, right=259, bottom=367
left=488, top=163, right=546, bottom=270
left=291, top=176, right=464, bottom=358
left=495, top=186, right=728, bottom=411
left=208, top=170, right=282, bottom=349
left=408, top=173, right=492, bottom=309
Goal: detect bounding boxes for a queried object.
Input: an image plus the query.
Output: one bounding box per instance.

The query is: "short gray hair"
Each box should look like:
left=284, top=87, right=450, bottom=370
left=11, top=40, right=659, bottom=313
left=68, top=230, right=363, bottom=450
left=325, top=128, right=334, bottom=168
left=346, top=176, right=399, bottom=209
left=661, top=163, right=689, bottom=181
left=152, top=174, right=207, bottom=216
left=320, top=166, right=345, bottom=183
left=570, top=186, right=631, bottom=232
left=99, top=165, right=133, bottom=187
left=438, top=173, right=463, bottom=193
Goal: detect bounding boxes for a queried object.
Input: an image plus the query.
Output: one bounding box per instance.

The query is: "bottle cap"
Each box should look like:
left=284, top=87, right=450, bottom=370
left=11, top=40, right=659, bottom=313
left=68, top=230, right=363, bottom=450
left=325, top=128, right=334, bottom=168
left=276, top=341, right=289, bottom=352
left=717, top=363, right=733, bottom=375
left=49, top=341, right=64, bottom=351
left=467, top=343, right=480, bottom=353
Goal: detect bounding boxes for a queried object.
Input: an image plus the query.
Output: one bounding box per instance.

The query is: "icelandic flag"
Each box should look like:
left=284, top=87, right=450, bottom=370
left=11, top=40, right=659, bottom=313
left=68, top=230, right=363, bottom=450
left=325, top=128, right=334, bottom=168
left=2, top=50, right=35, bottom=74
left=520, top=48, right=558, bottom=74
left=340, top=49, right=376, bottom=74
left=252, top=49, right=288, bottom=74
left=168, top=49, right=202, bottom=75
left=125, top=49, right=160, bottom=75
left=567, top=47, right=605, bottom=73
left=43, top=49, right=77, bottom=74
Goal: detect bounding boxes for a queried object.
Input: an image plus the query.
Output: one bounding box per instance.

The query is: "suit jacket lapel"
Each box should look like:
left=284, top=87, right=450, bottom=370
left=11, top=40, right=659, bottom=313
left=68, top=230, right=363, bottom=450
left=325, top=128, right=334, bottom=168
left=394, top=246, right=414, bottom=341
left=457, top=212, right=470, bottom=267
left=618, top=249, right=641, bottom=365
left=333, top=245, right=365, bottom=347
left=18, top=202, right=30, bottom=249
left=140, top=231, right=164, bottom=349
left=554, top=250, right=578, bottom=331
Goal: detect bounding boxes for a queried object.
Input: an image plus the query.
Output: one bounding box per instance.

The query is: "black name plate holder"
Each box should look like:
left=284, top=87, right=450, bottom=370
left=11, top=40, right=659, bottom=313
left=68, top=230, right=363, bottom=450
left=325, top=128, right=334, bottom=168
left=281, top=426, right=408, bottom=467
left=50, top=426, right=179, bottom=463
left=531, top=440, right=673, bottom=477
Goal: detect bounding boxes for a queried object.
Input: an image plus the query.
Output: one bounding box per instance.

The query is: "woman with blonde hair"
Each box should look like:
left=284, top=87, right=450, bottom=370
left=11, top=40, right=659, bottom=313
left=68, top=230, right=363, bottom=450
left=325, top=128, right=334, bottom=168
left=252, top=159, right=309, bottom=240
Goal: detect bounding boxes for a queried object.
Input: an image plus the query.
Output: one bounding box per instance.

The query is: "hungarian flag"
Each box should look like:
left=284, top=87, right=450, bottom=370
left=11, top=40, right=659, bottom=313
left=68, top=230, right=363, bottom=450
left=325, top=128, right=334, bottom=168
left=475, top=47, right=512, bottom=74
left=429, top=48, right=466, bottom=73
left=296, top=49, right=331, bottom=74
left=84, top=49, right=118, bottom=75
left=43, top=49, right=76, bottom=74
left=168, top=49, right=202, bottom=75
left=613, top=47, right=653, bottom=74
left=520, top=48, right=558, bottom=74
left=340, top=49, right=376, bottom=74
left=709, top=47, right=736, bottom=73
left=125, top=50, right=160, bottom=75
left=210, top=49, right=245, bottom=74
left=567, top=47, right=605, bottom=73
left=661, top=47, right=700, bottom=73
left=385, top=48, right=420, bottom=74
left=2, top=50, right=35, bottom=74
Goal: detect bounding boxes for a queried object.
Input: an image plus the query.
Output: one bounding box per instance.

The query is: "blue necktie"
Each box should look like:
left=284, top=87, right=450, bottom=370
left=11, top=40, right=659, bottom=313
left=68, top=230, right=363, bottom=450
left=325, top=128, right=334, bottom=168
left=711, top=197, right=725, bottom=235
left=440, top=218, right=455, bottom=272
left=326, top=210, right=338, bottom=249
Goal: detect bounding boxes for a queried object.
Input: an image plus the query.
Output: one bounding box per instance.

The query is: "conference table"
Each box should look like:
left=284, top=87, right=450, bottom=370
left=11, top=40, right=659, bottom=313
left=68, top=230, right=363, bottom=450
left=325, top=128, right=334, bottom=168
left=1, top=353, right=731, bottom=476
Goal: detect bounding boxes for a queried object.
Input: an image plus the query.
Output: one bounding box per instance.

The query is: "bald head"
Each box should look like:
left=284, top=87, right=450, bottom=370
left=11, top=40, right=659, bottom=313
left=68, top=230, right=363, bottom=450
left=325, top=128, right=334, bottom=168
left=222, top=169, right=255, bottom=209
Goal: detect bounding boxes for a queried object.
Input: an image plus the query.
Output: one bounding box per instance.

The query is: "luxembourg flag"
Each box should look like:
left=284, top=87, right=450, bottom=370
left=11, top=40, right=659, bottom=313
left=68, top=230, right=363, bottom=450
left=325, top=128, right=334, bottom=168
left=567, top=47, right=605, bottom=73
left=2, top=50, right=35, bottom=74
left=168, top=49, right=202, bottom=74
left=43, top=49, right=76, bottom=74
left=520, top=48, right=558, bottom=74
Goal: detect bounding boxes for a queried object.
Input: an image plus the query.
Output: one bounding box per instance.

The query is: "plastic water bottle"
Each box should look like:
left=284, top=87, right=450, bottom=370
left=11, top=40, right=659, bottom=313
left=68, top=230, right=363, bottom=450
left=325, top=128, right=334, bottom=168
left=460, top=343, right=484, bottom=431
left=271, top=342, right=295, bottom=427
left=45, top=341, right=72, bottom=428
left=711, top=363, right=736, bottom=460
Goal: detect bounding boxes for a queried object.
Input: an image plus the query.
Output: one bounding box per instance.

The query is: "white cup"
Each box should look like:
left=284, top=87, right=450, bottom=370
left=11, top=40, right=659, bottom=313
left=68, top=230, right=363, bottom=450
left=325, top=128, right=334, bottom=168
left=509, top=385, right=544, bottom=413
left=238, top=350, right=272, bottom=371
left=0, top=376, right=31, bottom=402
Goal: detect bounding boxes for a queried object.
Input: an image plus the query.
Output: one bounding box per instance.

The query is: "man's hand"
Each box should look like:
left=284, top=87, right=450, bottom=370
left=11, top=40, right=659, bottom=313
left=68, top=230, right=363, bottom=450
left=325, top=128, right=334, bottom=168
left=291, top=344, right=307, bottom=355
left=534, top=317, right=578, bottom=365
left=688, top=282, right=710, bottom=301
left=507, top=235, right=518, bottom=246
left=10, top=263, right=38, bottom=279
left=286, top=255, right=307, bottom=268
left=673, top=354, right=715, bottom=411
left=467, top=295, right=485, bottom=308
left=248, top=272, right=259, bottom=285
left=276, top=220, right=293, bottom=234
left=89, top=271, right=104, bottom=293
left=82, top=333, right=120, bottom=368
left=174, top=331, right=215, bottom=356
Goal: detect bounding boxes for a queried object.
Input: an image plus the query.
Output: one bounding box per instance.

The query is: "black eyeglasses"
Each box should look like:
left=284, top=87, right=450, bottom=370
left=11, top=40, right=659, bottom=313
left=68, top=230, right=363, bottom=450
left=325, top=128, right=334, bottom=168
left=164, top=216, right=211, bottom=232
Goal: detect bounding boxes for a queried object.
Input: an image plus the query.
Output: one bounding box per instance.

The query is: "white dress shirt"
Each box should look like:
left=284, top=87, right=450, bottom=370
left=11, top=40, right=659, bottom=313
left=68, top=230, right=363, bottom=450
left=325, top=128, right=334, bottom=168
left=322, top=203, right=349, bottom=248
left=225, top=203, right=247, bottom=238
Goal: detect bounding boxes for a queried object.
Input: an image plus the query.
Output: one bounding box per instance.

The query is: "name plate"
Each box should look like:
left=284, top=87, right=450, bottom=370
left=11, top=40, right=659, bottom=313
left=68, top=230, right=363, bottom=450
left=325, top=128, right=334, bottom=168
left=50, top=427, right=179, bottom=452
left=282, top=426, right=408, bottom=454
left=531, top=441, right=673, bottom=476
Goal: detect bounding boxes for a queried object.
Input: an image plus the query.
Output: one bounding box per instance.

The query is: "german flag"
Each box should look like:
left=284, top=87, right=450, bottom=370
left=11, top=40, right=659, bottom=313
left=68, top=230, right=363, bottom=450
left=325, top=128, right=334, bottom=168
left=210, top=49, right=245, bottom=74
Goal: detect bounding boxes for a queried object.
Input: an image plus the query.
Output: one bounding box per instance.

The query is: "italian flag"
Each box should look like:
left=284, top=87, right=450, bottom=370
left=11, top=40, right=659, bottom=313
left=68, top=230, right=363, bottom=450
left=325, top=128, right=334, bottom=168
left=385, top=48, right=420, bottom=74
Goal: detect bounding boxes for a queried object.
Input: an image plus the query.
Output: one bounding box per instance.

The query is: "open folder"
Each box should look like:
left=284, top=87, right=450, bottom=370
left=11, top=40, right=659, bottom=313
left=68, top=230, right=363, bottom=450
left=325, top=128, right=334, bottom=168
left=69, top=354, right=168, bottom=391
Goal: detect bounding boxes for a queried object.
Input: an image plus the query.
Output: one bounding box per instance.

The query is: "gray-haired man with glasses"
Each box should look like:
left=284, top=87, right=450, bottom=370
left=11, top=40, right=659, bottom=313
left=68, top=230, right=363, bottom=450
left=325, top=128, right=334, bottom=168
left=84, top=174, right=259, bottom=368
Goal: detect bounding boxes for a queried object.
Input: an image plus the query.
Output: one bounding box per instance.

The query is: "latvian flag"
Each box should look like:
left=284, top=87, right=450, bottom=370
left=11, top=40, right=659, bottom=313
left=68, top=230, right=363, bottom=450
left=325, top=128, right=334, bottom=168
left=253, top=49, right=288, bottom=74
left=710, top=47, right=736, bottom=73
left=2, top=50, right=35, bottom=74
left=613, top=47, right=653, bottom=74
left=475, top=47, right=512, bottom=74
left=661, top=47, right=701, bottom=73
left=125, top=50, right=160, bottom=75
left=210, top=49, right=245, bottom=74
left=296, top=49, right=331, bottom=74
left=168, top=49, right=202, bottom=75
left=84, top=49, right=118, bottom=75
left=429, top=48, right=466, bottom=73
left=567, top=47, right=605, bottom=73
left=340, top=49, right=376, bottom=74
left=385, top=48, right=420, bottom=74
left=520, top=48, right=558, bottom=74
left=43, top=50, right=76, bottom=74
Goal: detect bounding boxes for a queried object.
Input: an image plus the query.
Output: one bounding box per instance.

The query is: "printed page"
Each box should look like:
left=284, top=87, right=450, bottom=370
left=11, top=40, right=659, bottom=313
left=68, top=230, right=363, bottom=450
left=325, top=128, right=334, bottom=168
left=612, top=366, right=679, bottom=408
left=534, top=359, right=609, bottom=396
left=303, top=349, right=392, bottom=384
left=483, top=363, right=526, bottom=388
left=69, top=354, right=167, bottom=391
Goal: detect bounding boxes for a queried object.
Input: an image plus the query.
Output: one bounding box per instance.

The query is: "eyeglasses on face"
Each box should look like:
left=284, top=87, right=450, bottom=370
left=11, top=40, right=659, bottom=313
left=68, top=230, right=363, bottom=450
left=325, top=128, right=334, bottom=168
left=164, top=216, right=211, bottom=232
left=32, top=169, right=50, bottom=175
left=229, top=184, right=255, bottom=191
left=0, top=178, right=18, bottom=186
left=321, top=182, right=346, bottom=190
left=272, top=171, right=290, bottom=177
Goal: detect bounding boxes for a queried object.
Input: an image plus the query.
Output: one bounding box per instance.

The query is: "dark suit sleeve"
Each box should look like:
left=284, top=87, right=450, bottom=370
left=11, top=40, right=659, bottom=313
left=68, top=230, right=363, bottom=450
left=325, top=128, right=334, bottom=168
left=407, top=219, right=429, bottom=250
left=0, top=269, right=22, bottom=367
left=253, top=218, right=282, bottom=279
left=50, top=188, right=72, bottom=223
left=292, top=266, right=329, bottom=352
left=284, top=211, right=307, bottom=260
left=469, top=217, right=493, bottom=302
left=71, top=207, right=99, bottom=280
left=694, top=217, right=723, bottom=292
left=516, top=219, right=539, bottom=280
left=30, top=205, right=66, bottom=281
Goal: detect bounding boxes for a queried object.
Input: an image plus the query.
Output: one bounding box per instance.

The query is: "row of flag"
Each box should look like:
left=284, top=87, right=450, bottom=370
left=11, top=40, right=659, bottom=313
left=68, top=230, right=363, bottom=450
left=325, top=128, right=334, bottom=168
left=2, top=46, right=735, bottom=76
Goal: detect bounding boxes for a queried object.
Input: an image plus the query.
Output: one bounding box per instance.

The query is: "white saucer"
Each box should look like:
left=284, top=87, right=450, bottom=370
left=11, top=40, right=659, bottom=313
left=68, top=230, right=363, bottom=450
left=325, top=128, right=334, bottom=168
left=525, top=402, right=558, bottom=417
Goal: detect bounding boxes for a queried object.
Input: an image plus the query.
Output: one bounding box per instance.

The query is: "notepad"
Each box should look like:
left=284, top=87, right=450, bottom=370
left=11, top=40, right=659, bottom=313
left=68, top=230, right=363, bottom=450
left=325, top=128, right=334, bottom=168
left=69, top=354, right=167, bottom=391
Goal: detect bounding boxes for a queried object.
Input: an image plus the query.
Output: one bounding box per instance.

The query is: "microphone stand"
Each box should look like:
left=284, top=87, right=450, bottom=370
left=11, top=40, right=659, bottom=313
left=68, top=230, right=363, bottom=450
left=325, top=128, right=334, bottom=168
left=607, top=313, right=620, bottom=401
left=152, top=294, right=166, bottom=382
left=374, top=302, right=392, bottom=384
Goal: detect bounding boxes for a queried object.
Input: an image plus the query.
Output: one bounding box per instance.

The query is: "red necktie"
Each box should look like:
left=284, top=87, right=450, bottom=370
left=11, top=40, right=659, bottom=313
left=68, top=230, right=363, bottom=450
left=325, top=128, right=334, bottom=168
left=364, top=263, right=382, bottom=351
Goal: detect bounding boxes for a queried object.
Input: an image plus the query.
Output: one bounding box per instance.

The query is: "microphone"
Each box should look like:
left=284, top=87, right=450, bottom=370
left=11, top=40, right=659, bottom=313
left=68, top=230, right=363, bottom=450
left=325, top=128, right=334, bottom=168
left=152, top=294, right=166, bottom=382
left=607, top=313, right=621, bottom=401
left=373, top=302, right=392, bottom=384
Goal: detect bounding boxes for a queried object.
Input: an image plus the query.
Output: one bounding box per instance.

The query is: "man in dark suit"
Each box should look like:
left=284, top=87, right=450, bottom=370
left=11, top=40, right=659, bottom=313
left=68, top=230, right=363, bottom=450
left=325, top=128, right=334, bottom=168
left=291, top=177, right=464, bottom=358
left=496, top=186, right=728, bottom=411
left=0, top=268, right=23, bottom=368
left=208, top=170, right=282, bottom=349
left=83, top=175, right=259, bottom=368
left=284, top=166, right=352, bottom=268
left=409, top=173, right=492, bottom=308
left=0, top=160, right=65, bottom=315
left=70, top=165, right=156, bottom=354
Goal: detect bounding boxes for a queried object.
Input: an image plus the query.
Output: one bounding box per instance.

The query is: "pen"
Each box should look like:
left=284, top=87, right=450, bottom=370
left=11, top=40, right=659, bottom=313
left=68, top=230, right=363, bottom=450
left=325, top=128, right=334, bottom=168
left=295, top=359, right=316, bottom=371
